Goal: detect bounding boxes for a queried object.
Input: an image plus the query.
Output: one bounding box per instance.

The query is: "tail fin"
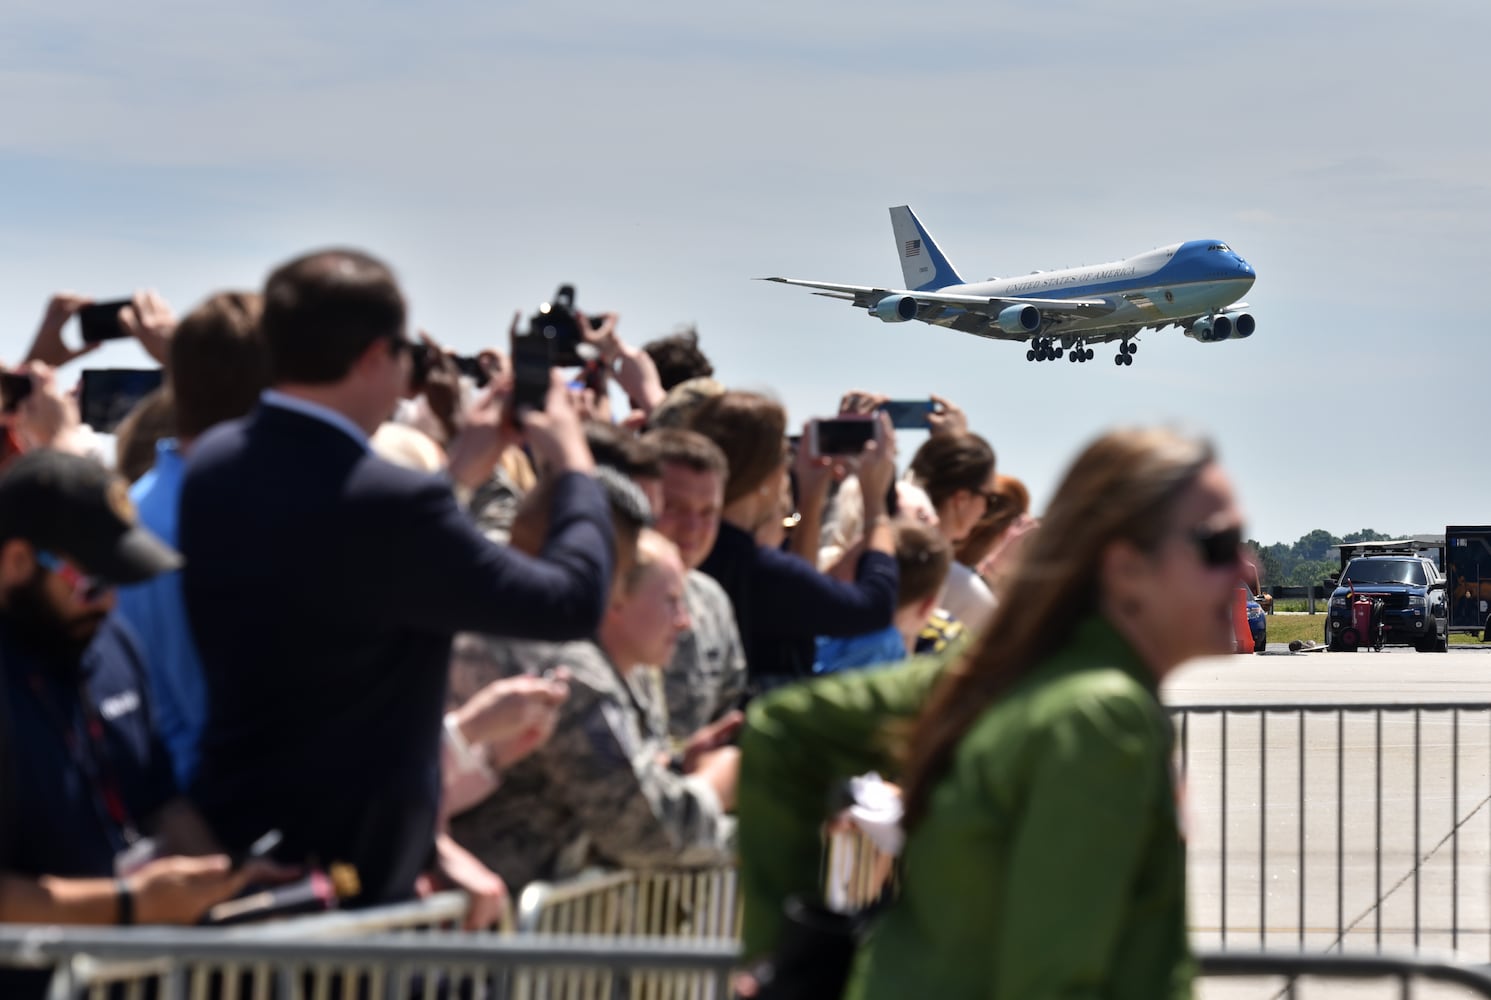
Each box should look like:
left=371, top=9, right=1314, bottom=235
left=890, top=205, right=966, bottom=291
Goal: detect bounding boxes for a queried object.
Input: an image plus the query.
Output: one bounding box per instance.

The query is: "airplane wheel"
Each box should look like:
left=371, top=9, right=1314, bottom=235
left=1085, top=349, right=1094, bottom=361
left=1124, top=353, right=1134, bottom=366
left=1026, top=349, right=1035, bottom=362
left=1114, top=354, right=1124, bottom=367
left=1129, top=342, right=1138, bottom=354
left=1054, top=349, right=1064, bottom=360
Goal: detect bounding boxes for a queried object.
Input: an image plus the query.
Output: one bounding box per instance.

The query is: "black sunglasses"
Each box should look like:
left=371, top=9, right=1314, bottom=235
left=1191, top=525, right=1243, bottom=569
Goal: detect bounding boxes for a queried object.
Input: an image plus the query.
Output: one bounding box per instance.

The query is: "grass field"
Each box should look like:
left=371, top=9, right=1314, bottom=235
left=1259, top=613, right=1483, bottom=649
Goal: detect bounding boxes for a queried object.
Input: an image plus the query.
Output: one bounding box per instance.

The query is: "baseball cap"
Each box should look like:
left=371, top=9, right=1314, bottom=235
left=0, top=449, right=181, bottom=585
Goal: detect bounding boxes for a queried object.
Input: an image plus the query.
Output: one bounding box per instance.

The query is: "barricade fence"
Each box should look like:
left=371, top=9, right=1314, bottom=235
left=515, top=868, right=740, bottom=999
left=7, top=928, right=1491, bottom=1000
left=1172, top=702, right=1491, bottom=961
left=1197, top=950, right=1491, bottom=999
left=0, top=928, right=739, bottom=1000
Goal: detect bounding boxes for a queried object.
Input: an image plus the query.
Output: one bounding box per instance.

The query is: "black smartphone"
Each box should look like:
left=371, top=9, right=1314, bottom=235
left=78, top=300, right=135, bottom=344
left=0, top=373, right=32, bottom=413
left=878, top=399, right=936, bottom=430
left=809, top=416, right=877, bottom=457
left=454, top=355, right=491, bottom=387
left=510, top=332, right=552, bottom=418
left=79, top=368, right=164, bottom=433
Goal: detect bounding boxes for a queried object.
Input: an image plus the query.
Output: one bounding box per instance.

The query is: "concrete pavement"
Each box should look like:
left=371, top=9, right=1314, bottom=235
left=1165, top=647, right=1491, bottom=997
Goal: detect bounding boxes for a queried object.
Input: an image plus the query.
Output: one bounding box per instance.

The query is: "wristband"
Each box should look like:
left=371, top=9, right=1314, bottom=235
left=443, top=712, right=498, bottom=783
left=115, top=878, right=135, bottom=926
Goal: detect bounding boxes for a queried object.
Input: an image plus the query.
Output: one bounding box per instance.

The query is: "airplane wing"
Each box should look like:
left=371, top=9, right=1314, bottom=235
left=761, top=277, right=1118, bottom=318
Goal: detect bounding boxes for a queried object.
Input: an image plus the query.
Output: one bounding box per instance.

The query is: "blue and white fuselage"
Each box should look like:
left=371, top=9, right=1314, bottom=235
left=764, top=206, right=1258, bottom=366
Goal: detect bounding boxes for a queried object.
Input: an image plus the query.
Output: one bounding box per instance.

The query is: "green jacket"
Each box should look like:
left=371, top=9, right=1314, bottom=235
left=737, top=617, right=1193, bottom=1000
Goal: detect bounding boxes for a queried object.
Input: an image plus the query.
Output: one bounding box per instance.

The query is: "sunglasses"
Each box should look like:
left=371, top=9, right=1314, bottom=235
left=1190, top=525, right=1244, bottom=569
left=36, top=552, right=112, bottom=603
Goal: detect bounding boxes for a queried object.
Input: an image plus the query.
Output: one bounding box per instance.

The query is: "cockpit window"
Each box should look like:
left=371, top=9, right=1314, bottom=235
left=1207, top=243, right=1232, bottom=252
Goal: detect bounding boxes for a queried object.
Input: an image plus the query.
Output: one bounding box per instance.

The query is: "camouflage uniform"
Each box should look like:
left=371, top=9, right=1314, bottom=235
left=659, top=571, right=748, bottom=742
left=466, top=464, right=526, bottom=544
left=448, top=639, right=736, bottom=892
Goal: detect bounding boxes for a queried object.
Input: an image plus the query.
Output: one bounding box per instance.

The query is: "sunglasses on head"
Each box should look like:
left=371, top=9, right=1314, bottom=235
left=1190, top=525, right=1243, bottom=569
left=36, top=552, right=112, bottom=603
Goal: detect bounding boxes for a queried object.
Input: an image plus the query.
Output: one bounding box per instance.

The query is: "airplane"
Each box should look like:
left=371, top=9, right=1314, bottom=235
left=764, top=206, right=1257, bottom=366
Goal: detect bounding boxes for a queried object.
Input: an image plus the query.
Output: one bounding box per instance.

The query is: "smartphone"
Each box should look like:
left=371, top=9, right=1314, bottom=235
left=0, top=373, right=32, bottom=413
left=808, top=415, right=878, bottom=457
left=509, top=331, right=552, bottom=418
left=79, top=368, right=165, bottom=433
left=77, top=300, right=135, bottom=344
left=878, top=399, right=936, bottom=430
left=454, top=355, right=491, bottom=388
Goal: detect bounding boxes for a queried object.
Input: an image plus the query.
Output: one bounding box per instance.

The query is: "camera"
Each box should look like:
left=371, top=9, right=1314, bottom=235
left=529, top=285, right=594, bottom=368
left=511, top=285, right=605, bottom=417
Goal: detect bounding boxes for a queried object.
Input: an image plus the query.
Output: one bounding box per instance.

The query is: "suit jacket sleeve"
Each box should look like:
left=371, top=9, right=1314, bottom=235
left=379, top=470, right=614, bottom=641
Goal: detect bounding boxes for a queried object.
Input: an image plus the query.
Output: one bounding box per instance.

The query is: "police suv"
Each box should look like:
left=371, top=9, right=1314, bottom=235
left=1325, top=555, right=1448, bottom=653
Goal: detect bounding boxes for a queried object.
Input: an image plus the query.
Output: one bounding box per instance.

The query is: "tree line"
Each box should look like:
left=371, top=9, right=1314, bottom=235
left=1247, top=529, right=1398, bottom=589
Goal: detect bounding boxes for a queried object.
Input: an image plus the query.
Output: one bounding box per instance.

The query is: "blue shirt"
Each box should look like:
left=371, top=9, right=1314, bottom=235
left=0, top=616, right=176, bottom=878
left=813, top=626, right=907, bottom=675
left=115, top=439, right=204, bottom=787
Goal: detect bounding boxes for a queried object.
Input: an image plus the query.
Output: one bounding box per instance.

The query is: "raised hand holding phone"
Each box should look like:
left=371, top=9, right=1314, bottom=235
left=24, top=293, right=100, bottom=368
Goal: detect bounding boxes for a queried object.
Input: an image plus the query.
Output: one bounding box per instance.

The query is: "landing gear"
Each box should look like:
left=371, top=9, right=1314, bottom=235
left=1114, top=340, right=1137, bottom=367
left=1065, top=340, right=1096, bottom=363
left=1025, top=337, right=1066, bottom=362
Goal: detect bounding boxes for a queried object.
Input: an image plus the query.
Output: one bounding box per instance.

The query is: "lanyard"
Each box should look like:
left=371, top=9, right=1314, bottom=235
left=26, top=669, right=139, bottom=849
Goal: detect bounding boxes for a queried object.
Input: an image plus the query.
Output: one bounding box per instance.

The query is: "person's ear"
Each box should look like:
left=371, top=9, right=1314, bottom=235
left=0, top=539, right=37, bottom=595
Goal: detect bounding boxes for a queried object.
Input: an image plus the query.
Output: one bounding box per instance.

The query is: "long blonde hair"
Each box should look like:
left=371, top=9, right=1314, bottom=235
left=901, top=428, right=1215, bottom=828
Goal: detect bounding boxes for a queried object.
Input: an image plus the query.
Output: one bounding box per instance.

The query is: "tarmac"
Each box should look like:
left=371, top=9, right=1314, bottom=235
left=1164, top=641, right=1491, bottom=997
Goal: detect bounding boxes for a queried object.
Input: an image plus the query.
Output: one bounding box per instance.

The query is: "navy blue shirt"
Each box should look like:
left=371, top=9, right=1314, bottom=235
left=699, top=522, right=899, bottom=687
left=0, top=615, right=175, bottom=879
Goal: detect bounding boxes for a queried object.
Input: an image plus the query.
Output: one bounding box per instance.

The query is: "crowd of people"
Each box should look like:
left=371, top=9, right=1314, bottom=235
left=0, top=246, right=1248, bottom=999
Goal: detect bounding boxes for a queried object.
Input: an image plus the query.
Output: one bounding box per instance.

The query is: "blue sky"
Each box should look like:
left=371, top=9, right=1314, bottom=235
left=2, top=1, right=1487, bottom=544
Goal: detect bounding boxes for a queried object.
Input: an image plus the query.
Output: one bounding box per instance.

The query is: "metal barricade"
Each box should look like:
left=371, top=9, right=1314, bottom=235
left=1197, top=949, right=1491, bottom=999
left=8, top=892, right=475, bottom=999
left=515, top=869, right=739, bottom=999
left=0, top=928, right=738, bottom=1000
left=1172, top=703, right=1491, bottom=960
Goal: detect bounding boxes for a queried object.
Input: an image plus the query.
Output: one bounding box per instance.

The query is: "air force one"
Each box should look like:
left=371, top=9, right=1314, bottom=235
left=764, top=206, right=1257, bottom=367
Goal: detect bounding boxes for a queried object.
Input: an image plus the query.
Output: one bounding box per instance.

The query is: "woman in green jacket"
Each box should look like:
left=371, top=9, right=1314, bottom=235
left=739, top=428, right=1246, bottom=999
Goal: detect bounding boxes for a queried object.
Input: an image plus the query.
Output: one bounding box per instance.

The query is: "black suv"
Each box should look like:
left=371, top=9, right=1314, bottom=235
left=1325, top=556, right=1448, bottom=652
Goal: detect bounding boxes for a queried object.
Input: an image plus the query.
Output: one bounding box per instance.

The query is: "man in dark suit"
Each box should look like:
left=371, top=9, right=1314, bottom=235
left=179, top=249, right=613, bottom=908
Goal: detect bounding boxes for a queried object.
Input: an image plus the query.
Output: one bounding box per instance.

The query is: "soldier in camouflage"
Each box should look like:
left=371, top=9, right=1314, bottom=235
left=644, top=429, right=748, bottom=741
left=449, top=529, right=738, bottom=892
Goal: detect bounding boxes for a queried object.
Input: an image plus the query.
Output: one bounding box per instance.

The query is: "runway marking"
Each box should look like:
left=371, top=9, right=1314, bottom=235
left=1325, top=791, right=1491, bottom=953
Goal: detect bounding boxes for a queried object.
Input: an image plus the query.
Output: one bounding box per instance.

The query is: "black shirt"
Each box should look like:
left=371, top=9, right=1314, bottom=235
left=699, top=522, right=898, bottom=687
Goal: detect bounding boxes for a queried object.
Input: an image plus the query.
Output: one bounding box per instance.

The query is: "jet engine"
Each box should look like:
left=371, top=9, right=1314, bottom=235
left=1186, top=311, right=1255, bottom=343
left=996, top=304, right=1041, bottom=335
left=870, top=295, right=918, bottom=322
